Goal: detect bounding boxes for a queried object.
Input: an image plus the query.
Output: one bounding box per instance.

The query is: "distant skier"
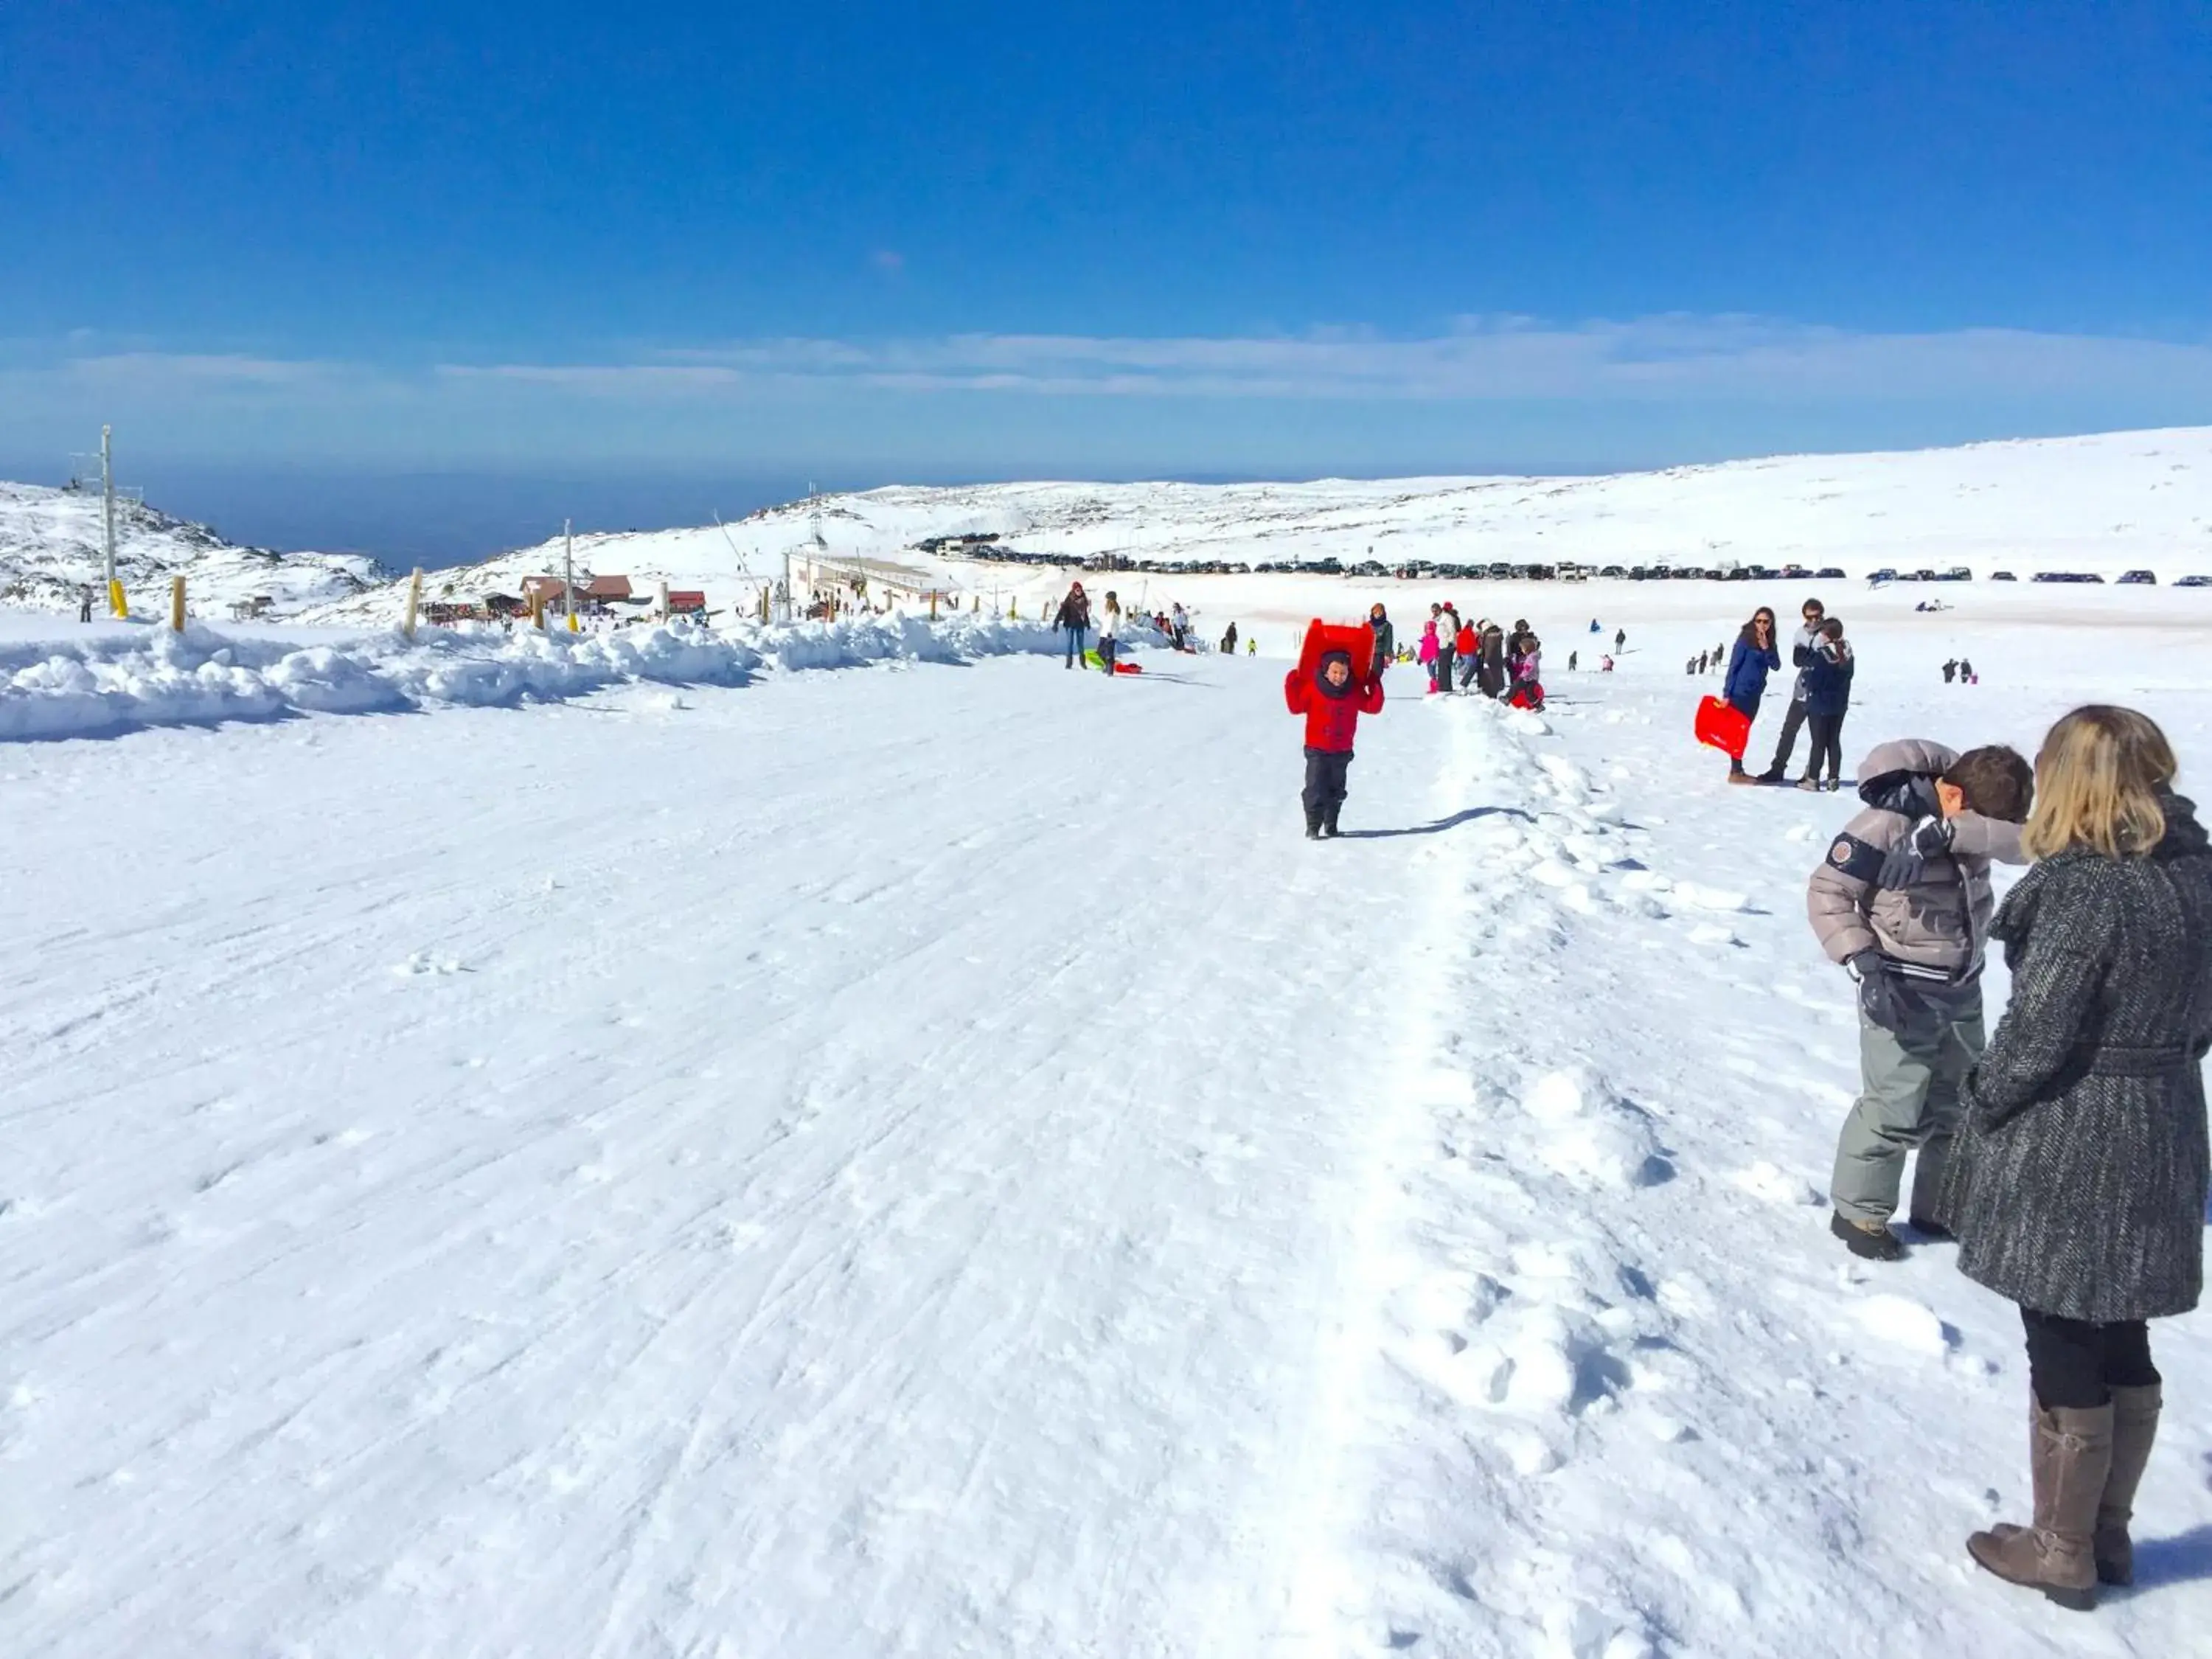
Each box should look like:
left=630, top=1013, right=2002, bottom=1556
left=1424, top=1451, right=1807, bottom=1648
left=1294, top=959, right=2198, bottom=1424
left=1368, top=603, right=1394, bottom=675
left=1053, top=582, right=1091, bottom=669
left=1285, top=633, right=1383, bottom=839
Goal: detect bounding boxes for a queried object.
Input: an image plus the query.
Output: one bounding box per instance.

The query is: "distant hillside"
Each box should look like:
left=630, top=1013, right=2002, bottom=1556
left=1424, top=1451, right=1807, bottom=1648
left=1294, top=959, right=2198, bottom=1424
left=302, top=427, right=2212, bottom=627
left=0, top=481, right=389, bottom=616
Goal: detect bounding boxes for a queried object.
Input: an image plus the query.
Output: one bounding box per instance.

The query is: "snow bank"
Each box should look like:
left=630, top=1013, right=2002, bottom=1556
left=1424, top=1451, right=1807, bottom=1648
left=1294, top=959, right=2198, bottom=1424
left=0, top=613, right=1085, bottom=741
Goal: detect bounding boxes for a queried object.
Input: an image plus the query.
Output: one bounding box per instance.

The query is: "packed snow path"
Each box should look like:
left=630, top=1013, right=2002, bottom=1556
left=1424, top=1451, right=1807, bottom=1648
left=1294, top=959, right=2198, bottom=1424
left=2, top=643, right=2206, bottom=1657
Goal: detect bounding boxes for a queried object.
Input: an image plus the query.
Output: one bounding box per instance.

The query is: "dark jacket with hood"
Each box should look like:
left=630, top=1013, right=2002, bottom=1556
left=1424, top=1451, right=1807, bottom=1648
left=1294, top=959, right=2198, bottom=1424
left=1801, top=639, right=1854, bottom=717
left=1284, top=651, right=1383, bottom=753
left=1368, top=613, right=1394, bottom=664
left=1806, top=739, right=2025, bottom=983
left=1054, top=591, right=1091, bottom=632
left=1941, top=794, right=2212, bottom=1323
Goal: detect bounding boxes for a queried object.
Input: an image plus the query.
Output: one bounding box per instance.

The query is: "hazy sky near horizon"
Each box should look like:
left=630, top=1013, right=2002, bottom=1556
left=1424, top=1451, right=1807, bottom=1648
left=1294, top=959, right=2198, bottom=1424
left=4, top=0, right=2210, bottom=511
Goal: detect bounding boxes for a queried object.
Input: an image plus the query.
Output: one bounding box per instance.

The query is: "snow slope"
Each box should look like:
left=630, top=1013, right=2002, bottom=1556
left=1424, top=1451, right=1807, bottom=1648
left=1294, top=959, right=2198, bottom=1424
left=1, top=602, right=2208, bottom=1656
left=0, top=481, right=387, bottom=616
left=299, top=425, right=2212, bottom=630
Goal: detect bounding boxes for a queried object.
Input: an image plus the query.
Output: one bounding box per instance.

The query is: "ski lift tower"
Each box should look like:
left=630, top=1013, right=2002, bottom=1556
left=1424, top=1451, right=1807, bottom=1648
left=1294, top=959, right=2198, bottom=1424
left=67, top=427, right=142, bottom=616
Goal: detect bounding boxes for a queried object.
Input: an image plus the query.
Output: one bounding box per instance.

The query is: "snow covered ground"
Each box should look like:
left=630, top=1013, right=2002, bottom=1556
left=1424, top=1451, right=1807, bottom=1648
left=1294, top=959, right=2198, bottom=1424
left=2, top=597, right=2208, bottom=1657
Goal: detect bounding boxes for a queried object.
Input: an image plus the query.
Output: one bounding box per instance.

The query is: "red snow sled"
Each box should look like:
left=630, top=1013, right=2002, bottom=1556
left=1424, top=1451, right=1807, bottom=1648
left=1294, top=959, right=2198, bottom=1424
left=1296, top=619, right=1375, bottom=685
left=1113, top=660, right=1144, bottom=675
left=1507, top=683, right=1546, bottom=710
left=1694, top=695, right=1752, bottom=760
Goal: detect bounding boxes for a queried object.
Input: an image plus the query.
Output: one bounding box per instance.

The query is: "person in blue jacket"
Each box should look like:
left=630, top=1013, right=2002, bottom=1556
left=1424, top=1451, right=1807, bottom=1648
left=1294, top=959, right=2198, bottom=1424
left=1722, top=606, right=1781, bottom=783
left=1793, top=616, right=1856, bottom=790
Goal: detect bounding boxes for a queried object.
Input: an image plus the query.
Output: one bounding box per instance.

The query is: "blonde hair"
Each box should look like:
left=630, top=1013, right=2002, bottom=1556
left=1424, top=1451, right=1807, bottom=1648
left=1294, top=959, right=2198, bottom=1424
left=2022, top=705, right=2177, bottom=860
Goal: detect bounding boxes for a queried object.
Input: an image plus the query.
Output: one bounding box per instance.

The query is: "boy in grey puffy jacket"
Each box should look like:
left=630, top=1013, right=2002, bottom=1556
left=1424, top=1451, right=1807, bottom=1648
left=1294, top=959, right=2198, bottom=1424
left=1806, top=740, right=2034, bottom=1259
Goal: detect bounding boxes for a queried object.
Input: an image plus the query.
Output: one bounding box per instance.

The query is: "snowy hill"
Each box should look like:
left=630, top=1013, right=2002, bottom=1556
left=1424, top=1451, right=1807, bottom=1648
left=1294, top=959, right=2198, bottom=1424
left=307, top=425, right=2212, bottom=628
left=0, top=481, right=389, bottom=616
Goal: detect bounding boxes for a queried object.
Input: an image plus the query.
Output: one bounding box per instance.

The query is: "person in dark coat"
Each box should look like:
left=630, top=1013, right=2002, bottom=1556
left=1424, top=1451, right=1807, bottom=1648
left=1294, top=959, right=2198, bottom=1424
left=1367, top=605, right=1394, bottom=675
left=1478, top=622, right=1507, bottom=698
left=1795, top=617, right=1854, bottom=791
left=1052, top=582, right=1091, bottom=668
left=1941, top=706, right=2212, bottom=1610
left=1284, top=642, right=1383, bottom=838
left=1720, top=608, right=1781, bottom=783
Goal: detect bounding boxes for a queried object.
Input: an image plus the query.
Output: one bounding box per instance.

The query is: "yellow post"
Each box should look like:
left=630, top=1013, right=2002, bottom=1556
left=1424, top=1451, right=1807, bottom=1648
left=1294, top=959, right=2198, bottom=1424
left=403, top=568, right=424, bottom=639
left=108, top=578, right=129, bottom=619
left=170, top=575, right=186, bottom=632
left=529, top=589, right=546, bottom=629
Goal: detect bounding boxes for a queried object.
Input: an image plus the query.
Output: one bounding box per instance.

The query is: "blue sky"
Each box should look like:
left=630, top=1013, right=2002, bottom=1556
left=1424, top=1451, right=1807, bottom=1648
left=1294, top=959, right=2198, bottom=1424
left=2, top=1, right=2209, bottom=552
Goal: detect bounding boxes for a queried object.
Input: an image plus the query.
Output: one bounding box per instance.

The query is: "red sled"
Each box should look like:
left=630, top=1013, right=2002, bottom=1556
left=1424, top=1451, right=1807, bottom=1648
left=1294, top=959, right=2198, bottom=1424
left=1296, top=619, right=1375, bottom=685
left=1113, top=661, right=1144, bottom=675
left=1508, top=682, right=1545, bottom=710
left=1695, top=695, right=1751, bottom=760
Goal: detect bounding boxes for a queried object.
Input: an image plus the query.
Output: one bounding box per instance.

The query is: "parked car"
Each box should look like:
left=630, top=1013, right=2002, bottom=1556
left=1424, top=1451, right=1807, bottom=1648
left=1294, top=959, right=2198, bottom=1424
left=2175, top=574, right=2212, bottom=588
left=1599, top=565, right=1627, bottom=579
left=1991, top=570, right=2017, bottom=581
left=1868, top=567, right=1899, bottom=585
left=1815, top=567, right=1846, bottom=580
left=1938, top=566, right=1972, bottom=581
left=2118, top=569, right=2157, bottom=585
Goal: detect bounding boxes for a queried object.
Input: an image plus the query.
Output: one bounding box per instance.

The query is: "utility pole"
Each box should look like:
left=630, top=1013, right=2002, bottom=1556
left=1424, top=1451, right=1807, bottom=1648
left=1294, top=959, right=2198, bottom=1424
left=101, top=425, right=125, bottom=617
left=563, top=518, right=578, bottom=632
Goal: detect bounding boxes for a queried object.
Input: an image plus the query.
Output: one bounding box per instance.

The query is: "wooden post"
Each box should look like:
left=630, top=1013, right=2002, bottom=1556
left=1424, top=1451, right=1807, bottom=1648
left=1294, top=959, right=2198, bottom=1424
left=170, top=575, right=186, bottom=632
left=930, top=589, right=939, bottom=621
left=529, top=588, right=546, bottom=629
left=403, top=568, right=424, bottom=639
left=657, top=580, right=670, bottom=621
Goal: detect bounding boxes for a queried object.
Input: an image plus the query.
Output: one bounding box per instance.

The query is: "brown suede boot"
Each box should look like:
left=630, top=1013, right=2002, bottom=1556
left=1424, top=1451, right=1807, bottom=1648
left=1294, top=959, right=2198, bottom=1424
left=1968, top=1398, right=2114, bottom=1611
left=2094, top=1384, right=2162, bottom=1586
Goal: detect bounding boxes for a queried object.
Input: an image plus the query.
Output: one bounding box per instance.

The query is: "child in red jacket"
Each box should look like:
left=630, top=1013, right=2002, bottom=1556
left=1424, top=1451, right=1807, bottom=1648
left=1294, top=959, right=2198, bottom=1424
left=1285, top=630, right=1385, bottom=838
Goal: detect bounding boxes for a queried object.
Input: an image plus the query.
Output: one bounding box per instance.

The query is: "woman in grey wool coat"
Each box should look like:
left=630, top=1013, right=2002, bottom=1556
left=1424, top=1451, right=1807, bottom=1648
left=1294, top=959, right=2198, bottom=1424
left=1941, top=706, right=2212, bottom=1611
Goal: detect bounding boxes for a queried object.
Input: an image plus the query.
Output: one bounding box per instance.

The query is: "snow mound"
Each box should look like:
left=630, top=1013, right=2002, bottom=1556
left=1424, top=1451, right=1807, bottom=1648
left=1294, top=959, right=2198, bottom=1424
left=0, top=614, right=1078, bottom=741
left=1850, top=1294, right=1956, bottom=1359
left=1523, top=1068, right=1669, bottom=1191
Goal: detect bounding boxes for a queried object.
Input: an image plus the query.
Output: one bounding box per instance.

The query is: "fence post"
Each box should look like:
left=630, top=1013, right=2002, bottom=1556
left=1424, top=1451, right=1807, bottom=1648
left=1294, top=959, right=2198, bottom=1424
left=403, top=568, right=424, bottom=639
left=170, top=575, right=186, bottom=633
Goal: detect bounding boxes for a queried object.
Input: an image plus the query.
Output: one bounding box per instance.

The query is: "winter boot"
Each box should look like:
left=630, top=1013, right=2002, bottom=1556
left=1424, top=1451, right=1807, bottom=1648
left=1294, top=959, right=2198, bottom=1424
left=1795, top=776, right=1823, bottom=792
left=2094, top=1384, right=2162, bottom=1585
left=1304, top=810, right=1323, bottom=841
left=1756, top=765, right=1787, bottom=784
left=1829, top=1211, right=1905, bottom=1262
left=1727, top=767, right=1757, bottom=786
left=1321, top=809, right=1340, bottom=838
left=1967, top=1399, right=2114, bottom=1611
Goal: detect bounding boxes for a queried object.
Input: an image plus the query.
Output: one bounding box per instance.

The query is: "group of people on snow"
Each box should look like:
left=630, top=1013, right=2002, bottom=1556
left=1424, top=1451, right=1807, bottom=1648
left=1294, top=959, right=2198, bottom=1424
left=1944, top=656, right=1980, bottom=685
left=1054, top=583, right=1242, bottom=671
left=1723, top=597, right=1856, bottom=789
left=1801, top=705, right=2209, bottom=1613
left=1409, top=602, right=1545, bottom=709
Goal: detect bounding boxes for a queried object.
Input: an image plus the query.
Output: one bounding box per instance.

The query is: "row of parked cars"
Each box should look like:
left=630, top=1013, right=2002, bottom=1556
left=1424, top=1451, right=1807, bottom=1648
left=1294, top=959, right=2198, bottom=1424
left=920, top=539, right=2209, bottom=587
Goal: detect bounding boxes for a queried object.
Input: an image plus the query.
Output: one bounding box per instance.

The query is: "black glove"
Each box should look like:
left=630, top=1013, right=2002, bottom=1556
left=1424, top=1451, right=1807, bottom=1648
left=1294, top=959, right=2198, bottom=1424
left=1877, top=815, right=1953, bottom=889
left=1848, top=949, right=1906, bottom=1030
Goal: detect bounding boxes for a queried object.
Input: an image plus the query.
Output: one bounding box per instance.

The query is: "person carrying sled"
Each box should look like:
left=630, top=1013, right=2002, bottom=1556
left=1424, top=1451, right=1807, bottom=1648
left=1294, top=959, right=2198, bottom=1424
left=1054, top=582, right=1091, bottom=669
left=1807, top=740, right=2033, bottom=1262
left=1285, top=634, right=1383, bottom=839
left=1937, top=706, right=2211, bottom=1611
left=1720, top=607, right=1781, bottom=783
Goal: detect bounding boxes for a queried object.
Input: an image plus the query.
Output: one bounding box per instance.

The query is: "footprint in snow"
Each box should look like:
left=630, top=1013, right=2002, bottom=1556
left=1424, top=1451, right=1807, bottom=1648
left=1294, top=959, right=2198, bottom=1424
left=394, top=951, right=467, bottom=977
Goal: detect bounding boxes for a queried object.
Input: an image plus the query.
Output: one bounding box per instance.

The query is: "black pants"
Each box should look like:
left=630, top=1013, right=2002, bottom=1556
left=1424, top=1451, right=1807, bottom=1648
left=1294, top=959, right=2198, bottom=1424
left=1766, top=697, right=1809, bottom=771
left=1432, top=646, right=1455, bottom=693
left=2022, top=1307, right=2160, bottom=1410
left=1302, top=748, right=1352, bottom=827
left=1805, top=712, right=1846, bottom=782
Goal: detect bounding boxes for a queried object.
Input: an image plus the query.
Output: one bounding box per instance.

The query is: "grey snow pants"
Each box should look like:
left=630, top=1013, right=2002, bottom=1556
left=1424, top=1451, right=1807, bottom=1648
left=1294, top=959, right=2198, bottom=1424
left=1829, top=995, right=1985, bottom=1227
